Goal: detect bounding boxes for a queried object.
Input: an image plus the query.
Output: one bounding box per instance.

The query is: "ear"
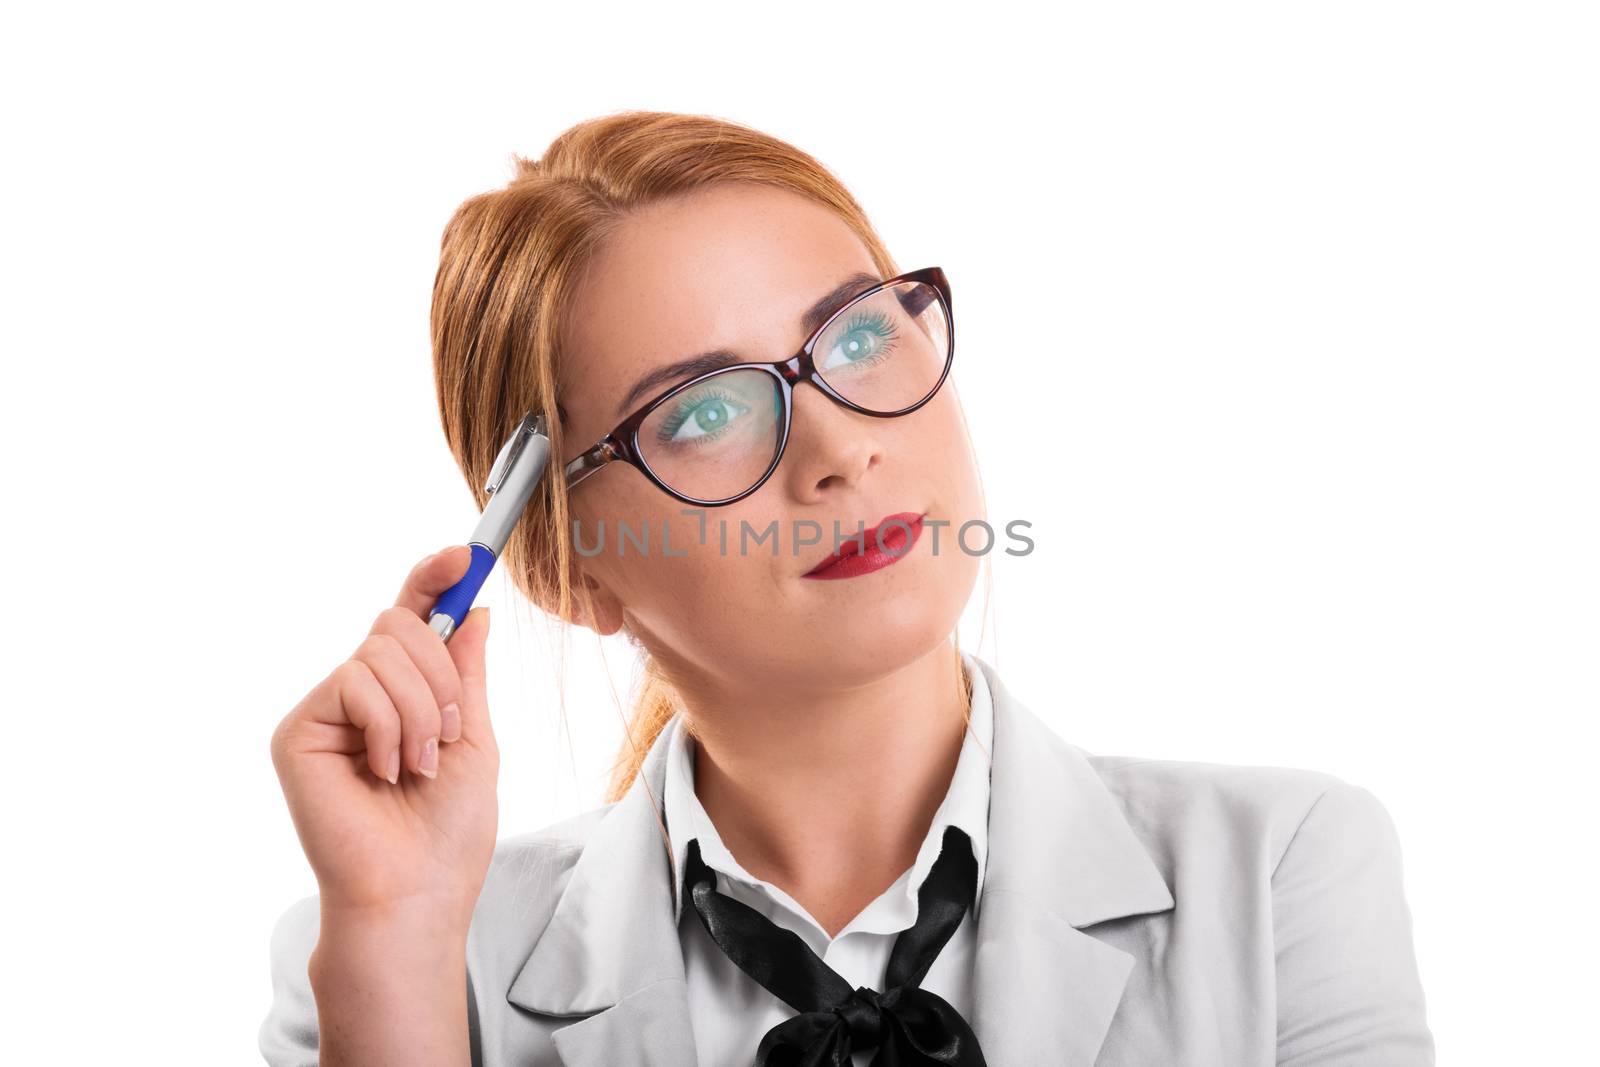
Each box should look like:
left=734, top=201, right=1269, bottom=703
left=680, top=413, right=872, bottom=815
left=571, top=570, right=625, bottom=636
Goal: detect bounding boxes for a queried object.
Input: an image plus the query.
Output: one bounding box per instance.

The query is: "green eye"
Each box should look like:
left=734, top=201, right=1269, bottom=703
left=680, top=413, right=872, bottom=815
left=656, top=387, right=749, bottom=445
left=822, top=311, right=899, bottom=372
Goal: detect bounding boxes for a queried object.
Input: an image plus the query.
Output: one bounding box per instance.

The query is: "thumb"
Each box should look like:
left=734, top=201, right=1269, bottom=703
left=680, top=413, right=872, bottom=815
left=445, top=605, right=494, bottom=746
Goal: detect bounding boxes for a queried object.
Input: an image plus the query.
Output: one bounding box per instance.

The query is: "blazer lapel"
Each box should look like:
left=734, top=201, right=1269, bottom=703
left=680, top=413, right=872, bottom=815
left=504, top=652, right=1176, bottom=1067
left=505, top=717, right=697, bottom=1067
left=968, top=654, right=1177, bottom=1067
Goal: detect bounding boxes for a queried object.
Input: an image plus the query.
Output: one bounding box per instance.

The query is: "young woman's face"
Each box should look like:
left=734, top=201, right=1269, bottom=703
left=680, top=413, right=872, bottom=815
left=557, top=182, right=983, bottom=692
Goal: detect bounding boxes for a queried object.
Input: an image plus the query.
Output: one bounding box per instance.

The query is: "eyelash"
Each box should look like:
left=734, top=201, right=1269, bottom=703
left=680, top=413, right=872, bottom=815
left=655, top=387, right=739, bottom=444
left=836, top=310, right=899, bottom=353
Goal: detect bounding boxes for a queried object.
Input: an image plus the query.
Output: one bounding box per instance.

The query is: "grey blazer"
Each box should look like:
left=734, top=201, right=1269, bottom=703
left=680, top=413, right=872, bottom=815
left=260, top=654, right=1435, bottom=1066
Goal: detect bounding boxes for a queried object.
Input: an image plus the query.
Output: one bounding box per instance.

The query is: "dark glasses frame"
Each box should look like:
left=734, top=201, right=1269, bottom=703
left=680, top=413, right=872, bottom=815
left=560, top=265, right=954, bottom=508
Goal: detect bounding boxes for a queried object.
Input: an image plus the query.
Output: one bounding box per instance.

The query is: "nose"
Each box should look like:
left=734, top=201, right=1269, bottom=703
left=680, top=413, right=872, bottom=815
left=780, top=380, right=884, bottom=501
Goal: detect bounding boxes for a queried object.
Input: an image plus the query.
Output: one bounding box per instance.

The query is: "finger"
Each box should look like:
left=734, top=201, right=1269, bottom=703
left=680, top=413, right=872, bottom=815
left=353, top=632, right=443, bottom=780
left=327, top=659, right=403, bottom=783
left=445, top=605, right=495, bottom=749
left=394, top=545, right=473, bottom=620
left=371, top=606, right=465, bottom=743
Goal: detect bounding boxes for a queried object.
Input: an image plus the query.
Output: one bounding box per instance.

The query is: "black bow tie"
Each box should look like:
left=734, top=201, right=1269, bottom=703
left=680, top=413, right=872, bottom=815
left=682, top=824, right=988, bottom=1067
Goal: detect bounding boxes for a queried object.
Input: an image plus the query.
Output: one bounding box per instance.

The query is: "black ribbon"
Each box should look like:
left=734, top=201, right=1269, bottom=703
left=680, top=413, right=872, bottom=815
left=683, top=824, right=988, bottom=1067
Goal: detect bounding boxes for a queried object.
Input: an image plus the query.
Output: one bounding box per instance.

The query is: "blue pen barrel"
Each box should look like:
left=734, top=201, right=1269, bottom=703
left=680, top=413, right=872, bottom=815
left=429, top=542, right=498, bottom=635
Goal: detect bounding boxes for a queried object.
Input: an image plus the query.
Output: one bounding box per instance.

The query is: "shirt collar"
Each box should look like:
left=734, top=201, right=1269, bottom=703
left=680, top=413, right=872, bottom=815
left=665, top=649, right=994, bottom=928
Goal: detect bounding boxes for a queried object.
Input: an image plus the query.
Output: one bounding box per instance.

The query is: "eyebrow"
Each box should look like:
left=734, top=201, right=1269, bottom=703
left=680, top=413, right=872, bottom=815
left=612, top=271, right=882, bottom=419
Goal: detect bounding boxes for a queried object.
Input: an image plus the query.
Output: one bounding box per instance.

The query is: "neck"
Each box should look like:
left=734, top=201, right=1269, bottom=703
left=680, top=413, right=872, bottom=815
left=676, top=640, right=970, bottom=938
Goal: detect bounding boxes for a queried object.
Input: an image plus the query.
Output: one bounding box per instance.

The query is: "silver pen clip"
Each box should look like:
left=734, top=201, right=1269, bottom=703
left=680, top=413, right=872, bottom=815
left=486, top=411, right=548, bottom=494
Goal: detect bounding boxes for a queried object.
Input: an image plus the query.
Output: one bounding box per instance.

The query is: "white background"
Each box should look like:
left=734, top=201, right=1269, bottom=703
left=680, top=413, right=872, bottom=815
left=3, top=1, right=1594, bottom=1062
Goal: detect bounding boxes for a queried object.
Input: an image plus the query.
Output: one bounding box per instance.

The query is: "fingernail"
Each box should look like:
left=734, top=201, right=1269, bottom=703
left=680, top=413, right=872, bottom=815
left=421, top=737, right=439, bottom=778
left=441, top=703, right=461, bottom=742
left=386, top=748, right=400, bottom=784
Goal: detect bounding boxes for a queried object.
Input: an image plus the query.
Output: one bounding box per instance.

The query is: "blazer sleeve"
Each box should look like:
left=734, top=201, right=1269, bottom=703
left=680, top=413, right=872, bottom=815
left=1271, top=781, right=1435, bottom=1066
left=258, top=894, right=322, bottom=1066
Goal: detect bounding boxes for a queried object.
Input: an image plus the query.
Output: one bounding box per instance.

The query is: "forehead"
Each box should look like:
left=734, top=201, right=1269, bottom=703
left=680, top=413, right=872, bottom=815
left=559, top=183, right=879, bottom=422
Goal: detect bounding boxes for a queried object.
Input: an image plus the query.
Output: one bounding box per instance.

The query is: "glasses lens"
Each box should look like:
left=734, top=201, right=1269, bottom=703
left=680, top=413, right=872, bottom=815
left=813, top=280, right=951, bottom=414
left=637, top=367, right=783, bottom=503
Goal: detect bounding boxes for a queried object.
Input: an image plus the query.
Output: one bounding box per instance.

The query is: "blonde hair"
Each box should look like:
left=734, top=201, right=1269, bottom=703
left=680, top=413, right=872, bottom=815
left=430, top=110, right=981, bottom=806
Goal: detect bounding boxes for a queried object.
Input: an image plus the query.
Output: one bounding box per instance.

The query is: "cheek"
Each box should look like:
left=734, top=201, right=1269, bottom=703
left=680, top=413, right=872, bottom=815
left=910, top=391, right=981, bottom=507
left=619, top=507, right=762, bottom=616
left=568, top=480, right=696, bottom=596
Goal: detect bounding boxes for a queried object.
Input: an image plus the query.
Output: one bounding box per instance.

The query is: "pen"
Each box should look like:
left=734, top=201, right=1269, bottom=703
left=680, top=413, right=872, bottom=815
left=427, top=410, right=552, bottom=641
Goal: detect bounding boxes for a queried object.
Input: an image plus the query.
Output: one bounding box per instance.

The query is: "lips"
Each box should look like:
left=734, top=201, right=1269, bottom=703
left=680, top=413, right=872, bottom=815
left=803, top=511, right=927, bottom=580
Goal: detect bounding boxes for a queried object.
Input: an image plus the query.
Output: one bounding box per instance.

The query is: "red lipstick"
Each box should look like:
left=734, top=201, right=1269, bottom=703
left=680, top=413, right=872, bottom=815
left=803, top=511, right=926, bottom=580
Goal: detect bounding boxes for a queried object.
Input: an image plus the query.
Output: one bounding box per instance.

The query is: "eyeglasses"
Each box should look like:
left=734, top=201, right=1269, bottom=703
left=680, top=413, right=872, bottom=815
left=561, top=266, right=954, bottom=507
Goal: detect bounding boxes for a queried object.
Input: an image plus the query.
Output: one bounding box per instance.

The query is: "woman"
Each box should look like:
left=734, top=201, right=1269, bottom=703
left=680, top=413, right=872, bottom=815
left=261, top=110, right=1434, bottom=1066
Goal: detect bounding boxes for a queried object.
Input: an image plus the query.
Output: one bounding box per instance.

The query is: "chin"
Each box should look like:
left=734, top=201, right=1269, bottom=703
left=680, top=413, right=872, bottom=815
left=818, top=586, right=968, bottom=678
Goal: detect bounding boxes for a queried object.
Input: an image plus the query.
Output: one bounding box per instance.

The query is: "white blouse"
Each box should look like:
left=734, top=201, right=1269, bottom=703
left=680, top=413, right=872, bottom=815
left=661, top=652, right=995, bottom=1067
